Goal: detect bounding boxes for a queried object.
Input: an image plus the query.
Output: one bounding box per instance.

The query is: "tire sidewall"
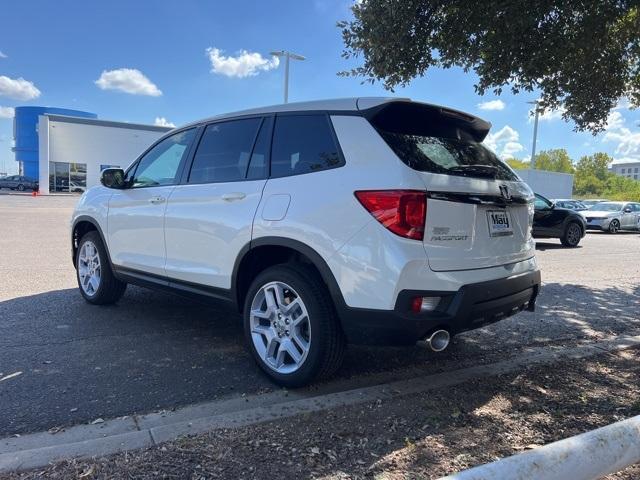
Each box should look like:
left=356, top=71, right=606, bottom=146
left=243, top=265, right=329, bottom=387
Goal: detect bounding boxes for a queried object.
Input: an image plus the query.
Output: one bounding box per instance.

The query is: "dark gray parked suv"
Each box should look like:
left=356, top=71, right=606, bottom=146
left=0, top=175, right=39, bottom=191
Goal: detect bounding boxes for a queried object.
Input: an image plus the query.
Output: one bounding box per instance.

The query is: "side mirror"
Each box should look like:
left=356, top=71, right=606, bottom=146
left=100, top=168, right=126, bottom=189
left=624, top=207, right=632, bottom=213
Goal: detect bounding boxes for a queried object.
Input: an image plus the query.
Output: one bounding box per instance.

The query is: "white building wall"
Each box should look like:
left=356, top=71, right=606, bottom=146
left=39, top=115, right=170, bottom=194
left=516, top=170, right=574, bottom=199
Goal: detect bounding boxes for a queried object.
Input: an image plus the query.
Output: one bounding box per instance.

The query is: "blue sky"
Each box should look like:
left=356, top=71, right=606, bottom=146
left=1, top=0, right=639, bottom=175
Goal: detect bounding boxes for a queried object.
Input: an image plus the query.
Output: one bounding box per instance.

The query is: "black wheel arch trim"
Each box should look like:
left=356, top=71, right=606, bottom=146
left=231, top=237, right=348, bottom=315
left=71, top=216, right=114, bottom=268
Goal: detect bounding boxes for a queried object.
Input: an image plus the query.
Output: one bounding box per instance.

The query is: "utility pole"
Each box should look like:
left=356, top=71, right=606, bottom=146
left=527, top=100, right=541, bottom=169
left=269, top=50, right=305, bottom=103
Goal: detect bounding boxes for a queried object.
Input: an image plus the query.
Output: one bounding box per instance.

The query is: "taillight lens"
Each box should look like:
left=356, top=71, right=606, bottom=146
left=355, top=190, right=427, bottom=240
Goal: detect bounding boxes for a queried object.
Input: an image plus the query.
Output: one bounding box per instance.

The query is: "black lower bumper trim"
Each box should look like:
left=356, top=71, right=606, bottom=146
left=338, top=269, right=541, bottom=346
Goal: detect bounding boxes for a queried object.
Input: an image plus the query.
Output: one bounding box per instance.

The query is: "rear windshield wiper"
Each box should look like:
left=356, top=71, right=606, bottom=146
left=447, top=165, right=499, bottom=179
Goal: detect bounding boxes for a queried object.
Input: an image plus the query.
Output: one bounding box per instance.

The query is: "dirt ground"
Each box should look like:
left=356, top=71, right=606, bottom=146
left=5, top=346, right=640, bottom=480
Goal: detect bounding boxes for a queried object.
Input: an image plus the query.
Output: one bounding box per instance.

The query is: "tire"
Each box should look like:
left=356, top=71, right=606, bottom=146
left=243, top=264, right=346, bottom=387
left=560, top=222, right=582, bottom=247
left=608, top=219, right=620, bottom=234
left=17, top=184, right=25, bottom=191
left=76, top=231, right=127, bottom=305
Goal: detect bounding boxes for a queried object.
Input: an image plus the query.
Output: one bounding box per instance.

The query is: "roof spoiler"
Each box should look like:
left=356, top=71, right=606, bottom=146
left=361, top=100, right=492, bottom=143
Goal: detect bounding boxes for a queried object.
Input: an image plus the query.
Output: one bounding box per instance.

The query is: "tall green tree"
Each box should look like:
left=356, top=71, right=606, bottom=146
left=339, top=1, right=640, bottom=132
left=505, top=158, right=529, bottom=170
left=573, top=153, right=613, bottom=197
left=533, top=149, right=575, bottom=174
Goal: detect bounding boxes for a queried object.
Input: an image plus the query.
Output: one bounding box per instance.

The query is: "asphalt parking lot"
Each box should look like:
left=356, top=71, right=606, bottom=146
left=1, top=193, right=639, bottom=437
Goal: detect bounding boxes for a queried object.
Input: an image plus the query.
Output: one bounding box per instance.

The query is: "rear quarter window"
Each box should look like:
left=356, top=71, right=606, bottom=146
left=270, top=114, right=343, bottom=178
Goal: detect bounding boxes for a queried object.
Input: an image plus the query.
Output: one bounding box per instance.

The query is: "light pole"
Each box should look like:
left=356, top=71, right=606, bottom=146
left=527, top=100, right=541, bottom=169
left=270, top=50, right=305, bottom=103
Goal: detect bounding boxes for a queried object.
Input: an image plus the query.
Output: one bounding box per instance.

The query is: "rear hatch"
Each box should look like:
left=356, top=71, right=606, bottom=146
left=367, top=101, right=535, bottom=272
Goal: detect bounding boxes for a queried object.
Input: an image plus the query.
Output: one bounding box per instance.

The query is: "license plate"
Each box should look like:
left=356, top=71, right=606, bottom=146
left=487, top=210, right=513, bottom=237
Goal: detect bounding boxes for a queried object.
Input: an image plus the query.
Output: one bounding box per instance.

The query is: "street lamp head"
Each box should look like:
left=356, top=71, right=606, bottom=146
left=269, top=50, right=306, bottom=61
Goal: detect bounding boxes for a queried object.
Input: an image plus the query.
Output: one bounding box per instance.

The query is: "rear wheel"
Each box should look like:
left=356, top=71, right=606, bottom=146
left=561, top=222, right=582, bottom=247
left=17, top=184, right=25, bottom=191
left=76, top=231, right=127, bottom=304
left=243, top=264, right=345, bottom=387
left=608, top=219, right=620, bottom=234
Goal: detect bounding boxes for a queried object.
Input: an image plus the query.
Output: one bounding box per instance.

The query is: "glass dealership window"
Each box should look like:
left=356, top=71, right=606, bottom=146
left=49, top=161, right=87, bottom=193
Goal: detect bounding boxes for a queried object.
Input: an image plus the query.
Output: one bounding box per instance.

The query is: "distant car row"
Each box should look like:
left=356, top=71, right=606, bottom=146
left=532, top=194, right=640, bottom=247
left=0, top=175, right=39, bottom=191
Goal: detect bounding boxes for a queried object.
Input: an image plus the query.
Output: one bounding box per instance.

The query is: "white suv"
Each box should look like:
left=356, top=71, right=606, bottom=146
left=71, top=98, right=541, bottom=386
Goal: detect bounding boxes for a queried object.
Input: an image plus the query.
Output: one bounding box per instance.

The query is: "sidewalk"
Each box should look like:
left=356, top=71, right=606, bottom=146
left=4, top=346, right=639, bottom=479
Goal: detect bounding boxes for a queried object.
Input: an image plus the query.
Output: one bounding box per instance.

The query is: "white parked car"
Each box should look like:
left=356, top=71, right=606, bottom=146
left=71, top=98, right=541, bottom=386
left=582, top=201, right=640, bottom=233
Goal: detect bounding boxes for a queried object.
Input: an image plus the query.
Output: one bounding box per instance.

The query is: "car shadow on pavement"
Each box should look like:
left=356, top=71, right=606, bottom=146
left=0, top=281, right=638, bottom=436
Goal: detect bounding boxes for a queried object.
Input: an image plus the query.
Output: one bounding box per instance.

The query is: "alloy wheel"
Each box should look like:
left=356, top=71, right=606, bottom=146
left=609, top=220, right=620, bottom=233
left=249, top=281, right=311, bottom=374
left=78, top=241, right=101, bottom=296
left=566, top=223, right=581, bottom=246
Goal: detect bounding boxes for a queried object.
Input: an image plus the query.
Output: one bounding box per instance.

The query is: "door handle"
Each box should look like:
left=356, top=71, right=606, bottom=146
left=221, top=192, right=246, bottom=202
left=149, top=196, right=165, bottom=204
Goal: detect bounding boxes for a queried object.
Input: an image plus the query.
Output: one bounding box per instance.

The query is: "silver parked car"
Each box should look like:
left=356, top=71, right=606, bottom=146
left=581, top=201, right=640, bottom=233
left=552, top=199, right=588, bottom=211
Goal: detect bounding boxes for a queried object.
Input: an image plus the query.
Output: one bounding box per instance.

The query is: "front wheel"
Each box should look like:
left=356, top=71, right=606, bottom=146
left=76, top=231, right=127, bottom=304
left=243, top=264, right=345, bottom=387
left=17, top=184, right=25, bottom=191
left=608, top=219, right=620, bottom=234
left=561, top=222, right=582, bottom=247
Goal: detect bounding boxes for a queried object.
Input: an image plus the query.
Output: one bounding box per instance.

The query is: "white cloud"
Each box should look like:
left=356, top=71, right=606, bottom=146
left=95, top=68, right=162, bottom=96
left=613, top=98, right=631, bottom=110
left=483, top=125, right=524, bottom=159
left=0, top=51, right=7, bottom=59
left=605, top=111, right=625, bottom=131
left=478, top=99, right=505, bottom=111
left=206, top=47, right=279, bottom=78
left=154, top=117, right=175, bottom=128
left=601, top=111, right=640, bottom=162
left=0, top=106, right=14, bottom=118
left=528, top=106, right=566, bottom=122
left=0, top=76, right=41, bottom=100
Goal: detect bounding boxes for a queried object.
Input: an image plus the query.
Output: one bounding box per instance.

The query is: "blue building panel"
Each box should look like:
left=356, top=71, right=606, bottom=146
left=13, top=106, right=97, bottom=179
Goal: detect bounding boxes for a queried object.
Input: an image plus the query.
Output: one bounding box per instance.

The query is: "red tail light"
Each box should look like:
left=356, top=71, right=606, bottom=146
left=355, top=190, right=427, bottom=240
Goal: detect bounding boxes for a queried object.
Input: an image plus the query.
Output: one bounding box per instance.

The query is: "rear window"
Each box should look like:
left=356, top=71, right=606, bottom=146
left=369, top=101, right=517, bottom=181
left=378, top=132, right=518, bottom=181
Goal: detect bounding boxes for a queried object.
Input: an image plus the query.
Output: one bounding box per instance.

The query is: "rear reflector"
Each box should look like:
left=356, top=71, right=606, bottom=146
left=355, top=190, right=426, bottom=240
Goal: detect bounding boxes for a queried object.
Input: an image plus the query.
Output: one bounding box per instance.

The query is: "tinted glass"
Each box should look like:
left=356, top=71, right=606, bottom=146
left=189, top=118, right=262, bottom=184
left=131, top=129, right=196, bottom=188
left=271, top=115, right=342, bottom=178
left=246, top=117, right=272, bottom=180
left=534, top=194, right=552, bottom=210
left=379, top=131, right=518, bottom=181
left=589, top=202, right=623, bottom=211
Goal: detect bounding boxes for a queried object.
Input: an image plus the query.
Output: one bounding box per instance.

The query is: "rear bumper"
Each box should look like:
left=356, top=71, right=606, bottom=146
left=338, top=269, right=541, bottom=346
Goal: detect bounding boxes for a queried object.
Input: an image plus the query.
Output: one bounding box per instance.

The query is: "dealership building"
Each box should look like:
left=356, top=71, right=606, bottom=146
left=12, top=106, right=171, bottom=194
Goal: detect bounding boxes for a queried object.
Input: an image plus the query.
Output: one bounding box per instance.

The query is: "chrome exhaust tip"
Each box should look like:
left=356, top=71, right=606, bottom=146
left=420, top=329, right=450, bottom=352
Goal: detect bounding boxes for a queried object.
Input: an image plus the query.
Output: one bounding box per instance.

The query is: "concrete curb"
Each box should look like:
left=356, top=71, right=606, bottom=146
left=2, top=335, right=639, bottom=473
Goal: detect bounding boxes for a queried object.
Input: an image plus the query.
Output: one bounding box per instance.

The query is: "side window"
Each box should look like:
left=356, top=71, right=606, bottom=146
left=188, top=118, right=262, bottom=184
left=271, top=114, right=342, bottom=178
left=534, top=194, right=551, bottom=210
left=131, top=129, right=196, bottom=188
